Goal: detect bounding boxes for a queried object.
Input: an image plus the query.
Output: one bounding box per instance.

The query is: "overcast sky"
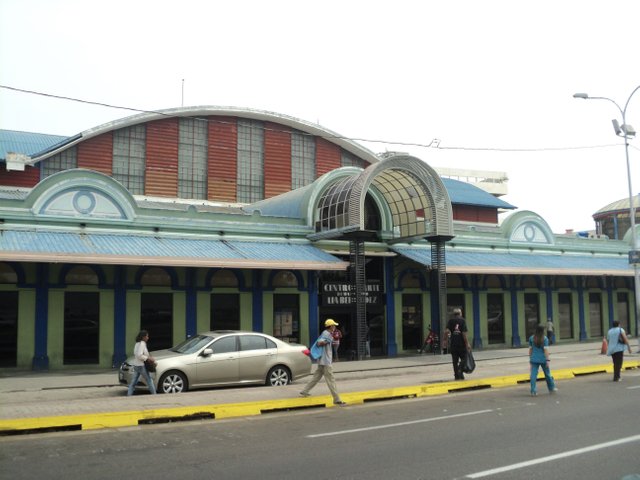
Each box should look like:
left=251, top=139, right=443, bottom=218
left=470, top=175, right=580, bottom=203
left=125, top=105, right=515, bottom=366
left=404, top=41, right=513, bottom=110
left=1, top=0, right=639, bottom=234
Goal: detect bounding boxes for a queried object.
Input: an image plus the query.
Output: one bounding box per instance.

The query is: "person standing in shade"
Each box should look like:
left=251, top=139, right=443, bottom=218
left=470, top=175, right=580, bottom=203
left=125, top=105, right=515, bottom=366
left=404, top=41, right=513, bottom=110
left=606, top=320, right=632, bottom=382
left=445, top=308, right=471, bottom=380
left=127, top=330, right=157, bottom=396
left=529, top=324, right=557, bottom=396
left=546, top=318, right=555, bottom=345
left=300, top=319, right=346, bottom=405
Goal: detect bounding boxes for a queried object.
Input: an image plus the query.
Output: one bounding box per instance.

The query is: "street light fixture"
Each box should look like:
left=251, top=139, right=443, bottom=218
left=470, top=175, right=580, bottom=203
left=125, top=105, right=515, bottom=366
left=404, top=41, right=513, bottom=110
left=573, top=86, right=640, bottom=347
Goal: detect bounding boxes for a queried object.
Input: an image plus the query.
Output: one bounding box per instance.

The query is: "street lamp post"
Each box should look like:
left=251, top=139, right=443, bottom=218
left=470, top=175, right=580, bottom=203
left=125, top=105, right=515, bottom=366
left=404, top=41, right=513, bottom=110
left=573, top=86, right=640, bottom=348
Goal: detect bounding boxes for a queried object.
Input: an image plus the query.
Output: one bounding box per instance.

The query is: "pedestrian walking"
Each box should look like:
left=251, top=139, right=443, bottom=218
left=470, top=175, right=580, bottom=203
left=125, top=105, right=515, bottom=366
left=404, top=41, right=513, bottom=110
left=445, top=308, right=471, bottom=380
left=606, top=320, right=632, bottom=382
left=127, top=330, right=157, bottom=396
left=331, top=326, right=342, bottom=361
left=300, top=319, right=346, bottom=405
left=546, top=318, right=555, bottom=345
left=529, top=324, right=557, bottom=396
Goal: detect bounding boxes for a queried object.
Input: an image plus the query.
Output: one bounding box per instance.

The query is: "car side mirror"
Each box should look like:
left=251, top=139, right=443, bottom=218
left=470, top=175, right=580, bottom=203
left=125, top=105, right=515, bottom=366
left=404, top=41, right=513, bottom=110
left=201, top=348, right=214, bottom=357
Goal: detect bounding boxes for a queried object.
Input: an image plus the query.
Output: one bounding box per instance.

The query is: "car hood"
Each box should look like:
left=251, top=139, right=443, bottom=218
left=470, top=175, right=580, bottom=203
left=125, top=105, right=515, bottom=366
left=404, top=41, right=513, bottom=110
left=124, top=348, right=176, bottom=364
left=150, top=348, right=179, bottom=360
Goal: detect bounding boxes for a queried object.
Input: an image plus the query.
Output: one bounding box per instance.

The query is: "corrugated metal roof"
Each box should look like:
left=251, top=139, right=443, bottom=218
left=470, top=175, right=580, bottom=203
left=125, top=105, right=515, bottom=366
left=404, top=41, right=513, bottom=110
left=0, top=229, right=348, bottom=270
left=0, top=187, right=30, bottom=200
left=392, top=245, right=632, bottom=276
left=594, top=196, right=640, bottom=215
left=0, top=130, right=69, bottom=161
left=441, top=178, right=516, bottom=209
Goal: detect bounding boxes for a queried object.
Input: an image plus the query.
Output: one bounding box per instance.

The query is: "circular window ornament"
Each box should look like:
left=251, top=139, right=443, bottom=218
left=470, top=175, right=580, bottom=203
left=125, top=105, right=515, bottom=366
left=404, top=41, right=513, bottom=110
left=73, top=191, right=96, bottom=215
left=523, top=223, right=536, bottom=242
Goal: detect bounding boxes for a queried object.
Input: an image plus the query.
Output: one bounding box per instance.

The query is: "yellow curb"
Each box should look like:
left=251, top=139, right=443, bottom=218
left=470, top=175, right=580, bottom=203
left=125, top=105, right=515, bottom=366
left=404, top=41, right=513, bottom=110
left=1, top=360, right=638, bottom=434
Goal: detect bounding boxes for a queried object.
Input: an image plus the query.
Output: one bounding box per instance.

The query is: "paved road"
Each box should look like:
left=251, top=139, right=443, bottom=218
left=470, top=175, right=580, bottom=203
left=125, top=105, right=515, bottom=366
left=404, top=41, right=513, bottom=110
left=0, top=342, right=638, bottom=435
left=1, top=372, right=638, bottom=480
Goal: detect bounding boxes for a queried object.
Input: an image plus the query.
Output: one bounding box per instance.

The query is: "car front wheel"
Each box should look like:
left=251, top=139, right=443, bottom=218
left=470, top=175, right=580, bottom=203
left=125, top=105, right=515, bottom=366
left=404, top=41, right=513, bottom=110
left=266, top=365, right=291, bottom=386
left=159, top=371, right=188, bottom=393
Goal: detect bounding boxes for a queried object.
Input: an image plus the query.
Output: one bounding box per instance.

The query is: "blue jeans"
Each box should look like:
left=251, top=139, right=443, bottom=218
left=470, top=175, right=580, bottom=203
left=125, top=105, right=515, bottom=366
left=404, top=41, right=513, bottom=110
left=530, top=362, right=555, bottom=394
left=127, top=365, right=157, bottom=395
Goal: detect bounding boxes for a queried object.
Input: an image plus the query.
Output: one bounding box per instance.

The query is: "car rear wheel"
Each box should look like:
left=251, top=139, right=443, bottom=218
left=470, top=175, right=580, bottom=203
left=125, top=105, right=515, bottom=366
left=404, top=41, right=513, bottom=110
left=266, top=365, right=291, bottom=386
left=159, top=371, right=188, bottom=393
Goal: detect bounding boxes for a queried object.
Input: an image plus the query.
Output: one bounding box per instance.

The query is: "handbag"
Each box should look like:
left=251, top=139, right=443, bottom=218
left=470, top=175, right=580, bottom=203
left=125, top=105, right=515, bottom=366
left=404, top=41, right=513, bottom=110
left=310, top=339, right=324, bottom=360
left=462, top=350, right=476, bottom=374
left=144, top=359, right=157, bottom=373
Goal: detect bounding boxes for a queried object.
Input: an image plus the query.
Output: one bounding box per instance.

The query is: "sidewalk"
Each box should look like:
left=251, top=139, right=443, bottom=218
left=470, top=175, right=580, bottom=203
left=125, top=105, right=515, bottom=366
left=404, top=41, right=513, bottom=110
left=0, top=341, right=637, bottom=435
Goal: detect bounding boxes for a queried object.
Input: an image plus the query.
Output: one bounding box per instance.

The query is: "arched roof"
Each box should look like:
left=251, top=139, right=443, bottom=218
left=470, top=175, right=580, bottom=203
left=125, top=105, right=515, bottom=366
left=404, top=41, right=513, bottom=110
left=594, top=196, right=640, bottom=217
left=307, top=155, right=454, bottom=242
left=26, top=106, right=380, bottom=165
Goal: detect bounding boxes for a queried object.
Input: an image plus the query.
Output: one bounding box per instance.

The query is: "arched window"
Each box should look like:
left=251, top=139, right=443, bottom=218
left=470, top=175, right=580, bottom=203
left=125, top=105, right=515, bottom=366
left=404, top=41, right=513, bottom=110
left=272, top=271, right=298, bottom=288
left=0, top=263, right=18, bottom=284
left=400, top=271, right=422, bottom=289
left=140, top=267, right=171, bottom=286
left=485, top=275, right=503, bottom=289
left=556, top=276, right=572, bottom=289
left=65, top=265, right=99, bottom=285
left=446, top=274, right=463, bottom=289
left=210, top=270, right=239, bottom=288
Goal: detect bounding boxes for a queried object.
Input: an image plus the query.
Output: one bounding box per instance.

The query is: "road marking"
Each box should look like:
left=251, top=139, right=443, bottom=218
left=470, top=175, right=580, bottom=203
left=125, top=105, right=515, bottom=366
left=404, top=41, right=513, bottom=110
left=465, top=434, right=640, bottom=478
left=306, top=409, right=493, bottom=438
left=628, top=385, right=640, bottom=390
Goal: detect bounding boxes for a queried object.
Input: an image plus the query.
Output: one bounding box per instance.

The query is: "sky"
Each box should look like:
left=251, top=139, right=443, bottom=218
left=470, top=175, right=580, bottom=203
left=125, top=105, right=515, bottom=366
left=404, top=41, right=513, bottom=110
left=1, top=0, right=639, bottom=234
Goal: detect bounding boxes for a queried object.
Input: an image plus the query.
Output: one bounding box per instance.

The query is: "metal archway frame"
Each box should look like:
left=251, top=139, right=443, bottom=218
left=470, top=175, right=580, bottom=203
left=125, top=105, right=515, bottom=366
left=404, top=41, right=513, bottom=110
left=312, top=155, right=455, bottom=358
left=313, top=155, right=453, bottom=242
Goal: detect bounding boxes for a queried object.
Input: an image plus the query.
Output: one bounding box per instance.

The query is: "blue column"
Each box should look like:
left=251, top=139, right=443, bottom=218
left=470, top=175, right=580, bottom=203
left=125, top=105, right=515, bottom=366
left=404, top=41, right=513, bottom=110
left=307, top=272, right=319, bottom=345
left=472, top=277, right=483, bottom=349
left=578, top=279, right=587, bottom=341
left=510, top=278, right=521, bottom=347
left=112, top=265, right=127, bottom=367
left=606, top=278, right=614, bottom=329
left=32, top=263, right=49, bottom=370
left=252, top=270, right=263, bottom=332
left=385, top=257, right=397, bottom=356
left=185, top=267, right=197, bottom=338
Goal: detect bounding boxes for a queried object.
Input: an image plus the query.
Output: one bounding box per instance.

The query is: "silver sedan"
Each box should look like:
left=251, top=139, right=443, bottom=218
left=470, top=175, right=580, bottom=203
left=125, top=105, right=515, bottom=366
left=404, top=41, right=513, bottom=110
left=119, top=331, right=312, bottom=394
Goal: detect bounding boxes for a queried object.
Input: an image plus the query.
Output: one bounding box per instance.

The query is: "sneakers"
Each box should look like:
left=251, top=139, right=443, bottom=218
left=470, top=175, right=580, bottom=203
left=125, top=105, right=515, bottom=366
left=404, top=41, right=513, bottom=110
left=531, top=392, right=537, bottom=396
left=299, top=391, right=310, bottom=397
left=550, top=388, right=558, bottom=393
left=334, top=401, right=347, bottom=406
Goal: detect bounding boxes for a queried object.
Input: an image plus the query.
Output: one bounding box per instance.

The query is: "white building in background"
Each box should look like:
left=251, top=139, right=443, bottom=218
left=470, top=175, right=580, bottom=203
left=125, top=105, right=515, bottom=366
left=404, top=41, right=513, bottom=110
left=434, top=167, right=509, bottom=198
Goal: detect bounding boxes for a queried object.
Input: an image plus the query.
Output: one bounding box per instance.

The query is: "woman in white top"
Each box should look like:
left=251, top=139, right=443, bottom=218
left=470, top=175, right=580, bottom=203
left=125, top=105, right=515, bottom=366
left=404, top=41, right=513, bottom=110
left=127, top=330, right=157, bottom=395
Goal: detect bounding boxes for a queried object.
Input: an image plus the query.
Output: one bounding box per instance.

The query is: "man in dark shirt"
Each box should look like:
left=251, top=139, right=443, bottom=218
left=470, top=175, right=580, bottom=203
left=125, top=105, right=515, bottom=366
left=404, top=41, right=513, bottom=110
left=446, top=308, right=471, bottom=380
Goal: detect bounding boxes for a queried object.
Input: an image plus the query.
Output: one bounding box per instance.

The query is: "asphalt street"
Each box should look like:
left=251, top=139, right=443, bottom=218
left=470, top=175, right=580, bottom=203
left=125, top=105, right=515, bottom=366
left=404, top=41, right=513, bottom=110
left=0, top=341, right=638, bottom=437
left=0, top=373, right=638, bottom=480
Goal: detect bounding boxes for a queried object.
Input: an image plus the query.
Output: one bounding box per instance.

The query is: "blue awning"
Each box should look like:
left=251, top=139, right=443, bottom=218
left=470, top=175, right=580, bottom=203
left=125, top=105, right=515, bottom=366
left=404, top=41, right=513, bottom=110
left=391, top=246, right=633, bottom=276
left=0, top=229, right=348, bottom=270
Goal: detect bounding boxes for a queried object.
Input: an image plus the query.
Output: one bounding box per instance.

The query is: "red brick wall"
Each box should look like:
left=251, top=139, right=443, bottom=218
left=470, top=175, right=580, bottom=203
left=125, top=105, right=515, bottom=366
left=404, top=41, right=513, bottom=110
left=0, top=165, right=40, bottom=187
left=264, top=122, right=291, bottom=198
left=316, top=137, right=341, bottom=176
left=453, top=205, right=498, bottom=223
left=77, top=132, right=113, bottom=175
left=208, top=116, right=238, bottom=202
left=145, top=118, right=179, bottom=197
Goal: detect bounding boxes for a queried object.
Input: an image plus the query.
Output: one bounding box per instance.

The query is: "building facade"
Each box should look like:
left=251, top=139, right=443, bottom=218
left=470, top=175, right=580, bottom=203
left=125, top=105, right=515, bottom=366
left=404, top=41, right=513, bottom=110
left=0, top=107, right=636, bottom=370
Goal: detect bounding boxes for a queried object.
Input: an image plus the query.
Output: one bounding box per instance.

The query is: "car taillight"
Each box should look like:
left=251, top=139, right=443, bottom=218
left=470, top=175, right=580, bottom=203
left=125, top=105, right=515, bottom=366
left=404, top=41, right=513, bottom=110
left=302, top=348, right=311, bottom=357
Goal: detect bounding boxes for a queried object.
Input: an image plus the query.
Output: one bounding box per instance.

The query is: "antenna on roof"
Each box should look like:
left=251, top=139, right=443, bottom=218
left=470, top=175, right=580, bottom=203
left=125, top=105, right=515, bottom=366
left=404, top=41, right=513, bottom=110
left=181, top=79, right=185, bottom=107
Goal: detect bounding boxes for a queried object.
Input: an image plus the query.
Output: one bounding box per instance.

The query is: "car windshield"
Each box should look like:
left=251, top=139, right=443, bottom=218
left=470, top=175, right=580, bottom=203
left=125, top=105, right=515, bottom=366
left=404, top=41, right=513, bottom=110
left=170, top=335, right=214, bottom=354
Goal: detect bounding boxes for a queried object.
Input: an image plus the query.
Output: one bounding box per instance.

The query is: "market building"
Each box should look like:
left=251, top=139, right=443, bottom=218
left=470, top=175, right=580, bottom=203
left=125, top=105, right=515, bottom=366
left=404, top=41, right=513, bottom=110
left=0, top=107, right=636, bottom=370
